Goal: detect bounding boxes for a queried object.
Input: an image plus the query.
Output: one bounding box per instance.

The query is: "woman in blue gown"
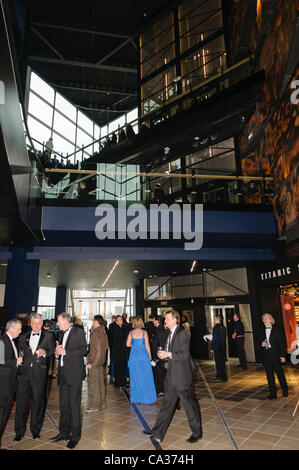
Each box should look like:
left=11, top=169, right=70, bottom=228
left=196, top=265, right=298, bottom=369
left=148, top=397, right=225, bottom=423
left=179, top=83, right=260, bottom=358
left=127, top=316, right=157, bottom=404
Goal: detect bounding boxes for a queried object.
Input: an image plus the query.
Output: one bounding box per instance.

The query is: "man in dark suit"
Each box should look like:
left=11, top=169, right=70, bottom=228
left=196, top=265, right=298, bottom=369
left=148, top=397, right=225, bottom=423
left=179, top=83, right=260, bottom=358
left=14, top=313, right=55, bottom=441
left=0, top=319, right=23, bottom=448
left=145, top=310, right=202, bottom=443
left=210, top=314, right=227, bottom=381
left=259, top=313, right=288, bottom=399
left=111, top=315, right=128, bottom=387
left=49, top=312, right=87, bottom=449
left=145, top=313, right=158, bottom=357
left=151, top=317, right=168, bottom=396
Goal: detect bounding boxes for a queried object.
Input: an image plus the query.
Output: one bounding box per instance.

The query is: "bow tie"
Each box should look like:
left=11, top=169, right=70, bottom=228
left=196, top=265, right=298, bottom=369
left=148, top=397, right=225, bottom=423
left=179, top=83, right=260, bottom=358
left=32, top=333, right=40, bottom=336
left=265, top=327, right=271, bottom=329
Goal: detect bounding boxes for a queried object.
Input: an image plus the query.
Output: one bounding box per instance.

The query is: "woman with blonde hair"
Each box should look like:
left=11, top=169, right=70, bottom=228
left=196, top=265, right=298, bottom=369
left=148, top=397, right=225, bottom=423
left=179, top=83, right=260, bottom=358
left=126, top=316, right=157, bottom=404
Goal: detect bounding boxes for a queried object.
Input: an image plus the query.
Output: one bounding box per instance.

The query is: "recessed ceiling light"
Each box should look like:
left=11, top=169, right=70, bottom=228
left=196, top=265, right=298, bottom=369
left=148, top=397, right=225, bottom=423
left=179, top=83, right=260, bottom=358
left=102, top=260, right=119, bottom=287
left=133, top=270, right=139, bottom=274
left=190, top=261, right=196, bottom=273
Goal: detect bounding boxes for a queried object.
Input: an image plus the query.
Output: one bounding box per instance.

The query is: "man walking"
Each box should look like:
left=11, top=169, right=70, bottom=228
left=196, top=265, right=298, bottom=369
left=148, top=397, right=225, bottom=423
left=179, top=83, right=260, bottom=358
left=49, top=313, right=87, bottom=449
left=14, top=313, right=55, bottom=440
left=86, top=315, right=108, bottom=412
left=144, top=310, right=202, bottom=443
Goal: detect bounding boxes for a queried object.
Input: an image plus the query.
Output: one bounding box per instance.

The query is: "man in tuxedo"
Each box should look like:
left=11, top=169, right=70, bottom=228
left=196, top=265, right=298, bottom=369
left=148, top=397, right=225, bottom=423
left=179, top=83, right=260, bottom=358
left=145, top=310, right=202, bottom=443
left=14, top=313, right=55, bottom=441
left=49, top=312, right=87, bottom=449
left=259, top=313, right=288, bottom=399
left=0, top=319, right=23, bottom=448
left=111, top=315, right=128, bottom=388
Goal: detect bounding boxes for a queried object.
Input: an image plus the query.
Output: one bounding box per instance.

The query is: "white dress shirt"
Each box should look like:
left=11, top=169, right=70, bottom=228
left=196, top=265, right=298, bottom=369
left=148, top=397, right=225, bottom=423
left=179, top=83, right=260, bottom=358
left=265, top=326, right=272, bottom=347
left=29, top=331, right=41, bottom=355
left=60, top=324, right=72, bottom=367
left=167, top=326, right=178, bottom=359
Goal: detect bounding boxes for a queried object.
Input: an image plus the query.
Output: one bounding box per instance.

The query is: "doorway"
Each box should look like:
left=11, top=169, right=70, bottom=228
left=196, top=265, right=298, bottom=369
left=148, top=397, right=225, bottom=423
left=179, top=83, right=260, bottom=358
left=208, top=305, right=236, bottom=359
left=207, top=304, right=256, bottom=362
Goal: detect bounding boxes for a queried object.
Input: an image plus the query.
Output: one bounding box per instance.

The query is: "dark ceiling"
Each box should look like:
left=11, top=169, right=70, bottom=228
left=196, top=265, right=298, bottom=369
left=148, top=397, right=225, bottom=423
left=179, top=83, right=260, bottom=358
left=20, top=0, right=174, bottom=126
left=37, top=258, right=251, bottom=290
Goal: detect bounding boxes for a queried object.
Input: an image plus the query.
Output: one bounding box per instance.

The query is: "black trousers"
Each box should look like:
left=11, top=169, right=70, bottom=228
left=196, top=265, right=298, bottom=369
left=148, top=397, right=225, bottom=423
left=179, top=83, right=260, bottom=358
left=58, top=368, right=83, bottom=442
left=0, top=373, right=16, bottom=442
left=154, top=362, right=167, bottom=393
left=113, top=352, right=127, bottom=387
left=151, top=386, right=202, bottom=441
left=0, top=396, right=12, bottom=442
left=15, top=371, right=47, bottom=436
left=214, top=346, right=227, bottom=378
left=264, top=351, right=288, bottom=396
left=235, top=338, right=247, bottom=367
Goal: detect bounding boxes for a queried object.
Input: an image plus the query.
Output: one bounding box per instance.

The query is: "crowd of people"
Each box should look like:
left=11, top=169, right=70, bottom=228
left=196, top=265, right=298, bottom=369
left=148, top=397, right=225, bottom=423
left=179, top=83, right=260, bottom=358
left=0, top=309, right=289, bottom=449
left=34, top=123, right=137, bottom=175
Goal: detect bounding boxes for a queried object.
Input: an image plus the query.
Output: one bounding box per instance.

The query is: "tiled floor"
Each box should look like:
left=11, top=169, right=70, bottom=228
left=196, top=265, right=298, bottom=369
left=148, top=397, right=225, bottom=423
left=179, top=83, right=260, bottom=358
left=2, top=359, right=299, bottom=450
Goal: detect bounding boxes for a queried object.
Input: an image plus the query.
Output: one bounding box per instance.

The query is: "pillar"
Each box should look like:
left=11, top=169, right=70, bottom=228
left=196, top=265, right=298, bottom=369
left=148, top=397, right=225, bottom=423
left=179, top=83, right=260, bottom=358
left=55, top=285, right=67, bottom=318
left=4, top=246, right=39, bottom=319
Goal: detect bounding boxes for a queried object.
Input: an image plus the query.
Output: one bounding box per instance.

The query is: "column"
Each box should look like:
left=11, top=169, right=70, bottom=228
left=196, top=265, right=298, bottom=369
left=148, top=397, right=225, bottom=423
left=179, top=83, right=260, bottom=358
left=55, top=285, right=67, bottom=318
left=4, top=247, right=39, bottom=319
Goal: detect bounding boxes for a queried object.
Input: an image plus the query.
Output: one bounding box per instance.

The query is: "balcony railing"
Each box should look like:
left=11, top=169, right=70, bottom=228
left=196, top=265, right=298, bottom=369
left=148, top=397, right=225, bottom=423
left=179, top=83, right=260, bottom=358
left=41, top=165, right=274, bottom=207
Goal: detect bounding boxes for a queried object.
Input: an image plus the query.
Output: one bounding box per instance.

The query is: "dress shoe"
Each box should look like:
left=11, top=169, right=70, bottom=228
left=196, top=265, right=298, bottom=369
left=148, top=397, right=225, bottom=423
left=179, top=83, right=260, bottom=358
left=187, top=432, right=203, bottom=443
left=267, top=394, right=277, bottom=400
left=48, top=434, right=66, bottom=442
left=13, top=435, right=23, bottom=442
left=283, top=391, right=288, bottom=397
left=66, top=440, right=78, bottom=449
left=32, top=433, right=40, bottom=439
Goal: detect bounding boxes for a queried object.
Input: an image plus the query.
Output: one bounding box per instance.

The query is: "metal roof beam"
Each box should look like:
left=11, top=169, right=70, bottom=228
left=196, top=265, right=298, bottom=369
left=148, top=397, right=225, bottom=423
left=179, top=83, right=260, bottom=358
left=30, top=26, right=64, bottom=59
left=28, top=56, right=137, bottom=73
left=31, top=21, right=131, bottom=40
left=53, top=83, right=136, bottom=97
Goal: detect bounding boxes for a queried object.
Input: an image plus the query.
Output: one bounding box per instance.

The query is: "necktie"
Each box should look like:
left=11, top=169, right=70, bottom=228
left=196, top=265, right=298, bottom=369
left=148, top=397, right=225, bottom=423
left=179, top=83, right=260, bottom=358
left=32, top=333, right=40, bottom=336
left=165, top=331, right=171, bottom=351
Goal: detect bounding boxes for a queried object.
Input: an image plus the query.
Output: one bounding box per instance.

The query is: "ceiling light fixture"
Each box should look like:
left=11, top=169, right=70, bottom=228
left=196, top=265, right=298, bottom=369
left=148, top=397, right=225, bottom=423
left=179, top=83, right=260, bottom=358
left=190, top=261, right=197, bottom=273
left=102, top=260, right=119, bottom=288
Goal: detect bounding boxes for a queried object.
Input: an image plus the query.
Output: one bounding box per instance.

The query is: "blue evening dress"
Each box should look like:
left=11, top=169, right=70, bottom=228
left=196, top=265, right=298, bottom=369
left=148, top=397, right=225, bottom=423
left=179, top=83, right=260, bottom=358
left=128, top=329, right=157, bottom=404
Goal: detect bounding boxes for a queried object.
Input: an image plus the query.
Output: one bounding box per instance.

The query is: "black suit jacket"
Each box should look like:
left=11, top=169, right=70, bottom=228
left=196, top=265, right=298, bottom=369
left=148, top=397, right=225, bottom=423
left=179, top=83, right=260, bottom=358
left=111, top=325, right=127, bottom=356
left=57, top=325, right=88, bottom=385
left=259, top=325, right=286, bottom=362
left=164, top=326, right=192, bottom=390
left=0, top=333, right=18, bottom=398
left=17, top=329, right=55, bottom=377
